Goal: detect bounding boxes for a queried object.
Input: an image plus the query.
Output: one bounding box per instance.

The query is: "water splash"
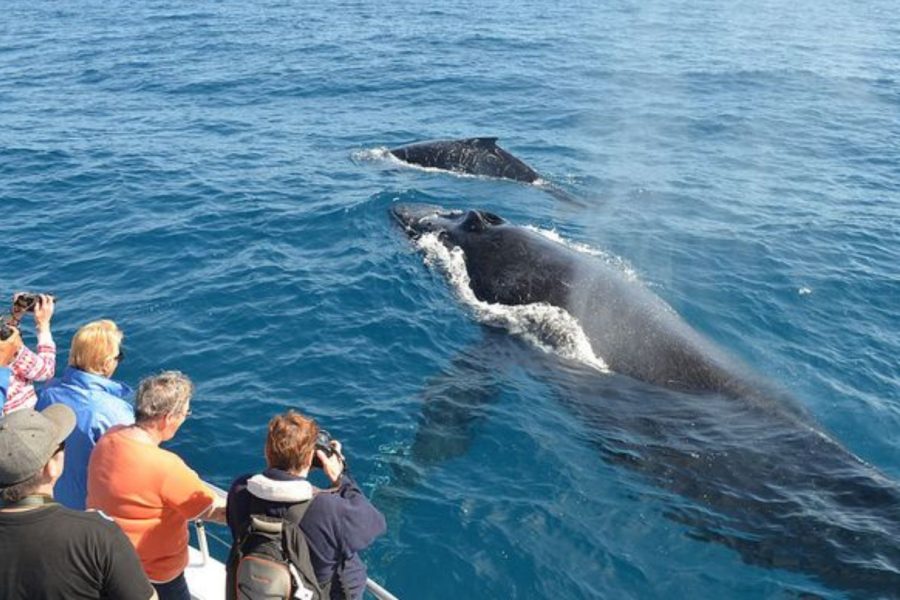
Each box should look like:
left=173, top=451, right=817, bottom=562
left=351, top=146, right=393, bottom=162
left=414, top=232, right=610, bottom=372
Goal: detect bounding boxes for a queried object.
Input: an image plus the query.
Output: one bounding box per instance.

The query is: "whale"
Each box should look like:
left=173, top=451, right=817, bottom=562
left=388, top=138, right=583, bottom=204
left=389, top=138, right=542, bottom=184
left=392, top=202, right=765, bottom=398
left=391, top=202, right=900, bottom=596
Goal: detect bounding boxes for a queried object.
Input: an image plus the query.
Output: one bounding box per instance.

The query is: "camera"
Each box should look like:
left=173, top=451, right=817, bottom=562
left=13, top=293, right=55, bottom=313
left=312, top=429, right=337, bottom=469
left=1, top=293, right=56, bottom=340
left=0, top=317, right=13, bottom=341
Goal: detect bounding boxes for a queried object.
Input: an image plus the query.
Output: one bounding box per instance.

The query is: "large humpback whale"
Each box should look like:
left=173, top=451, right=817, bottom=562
left=391, top=202, right=900, bottom=596
left=389, top=138, right=542, bottom=183
left=392, top=203, right=762, bottom=397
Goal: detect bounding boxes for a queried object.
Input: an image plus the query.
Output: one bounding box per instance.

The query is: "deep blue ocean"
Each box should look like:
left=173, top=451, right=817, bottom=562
left=2, top=1, right=899, bottom=598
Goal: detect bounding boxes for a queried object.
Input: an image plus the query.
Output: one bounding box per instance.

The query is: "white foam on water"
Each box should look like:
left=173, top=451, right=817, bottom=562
left=526, top=226, right=640, bottom=281
left=414, top=232, right=610, bottom=372
left=351, top=146, right=393, bottom=162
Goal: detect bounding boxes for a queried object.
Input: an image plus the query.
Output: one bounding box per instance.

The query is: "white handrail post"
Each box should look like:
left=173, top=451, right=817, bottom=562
left=195, top=520, right=210, bottom=566
left=366, top=577, right=400, bottom=600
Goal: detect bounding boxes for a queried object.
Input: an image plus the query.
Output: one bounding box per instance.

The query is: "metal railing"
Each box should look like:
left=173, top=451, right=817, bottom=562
left=195, top=482, right=399, bottom=600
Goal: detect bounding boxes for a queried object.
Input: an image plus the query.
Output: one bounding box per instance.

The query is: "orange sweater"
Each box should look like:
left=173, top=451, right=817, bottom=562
left=87, top=427, right=214, bottom=582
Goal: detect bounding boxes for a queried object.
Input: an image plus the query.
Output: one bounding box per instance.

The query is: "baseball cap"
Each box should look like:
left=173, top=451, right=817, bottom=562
left=0, top=405, right=75, bottom=487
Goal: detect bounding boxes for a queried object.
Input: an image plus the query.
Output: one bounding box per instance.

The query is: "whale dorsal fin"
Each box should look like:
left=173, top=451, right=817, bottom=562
left=465, top=137, right=499, bottom=149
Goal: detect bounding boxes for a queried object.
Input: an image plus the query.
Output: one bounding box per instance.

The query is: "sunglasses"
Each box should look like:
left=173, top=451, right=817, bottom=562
left=114, top=348, right=125, bottom=363
left=54, top=441, right=66, bottom=455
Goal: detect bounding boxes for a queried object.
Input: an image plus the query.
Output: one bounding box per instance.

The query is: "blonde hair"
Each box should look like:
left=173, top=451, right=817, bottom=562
left=135, top=371, right=193, bottom=423
left=69, top=320, right=123, bottom=374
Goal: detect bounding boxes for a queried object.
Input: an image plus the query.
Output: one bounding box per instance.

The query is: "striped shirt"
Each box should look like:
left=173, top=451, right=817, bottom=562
left=3, top=330, right=56, bottom=414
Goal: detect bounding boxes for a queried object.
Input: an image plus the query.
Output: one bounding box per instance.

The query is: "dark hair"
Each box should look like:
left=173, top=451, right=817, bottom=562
left=0, top=472, right=43, bottom=504
left=265, top=410, right=319, bottom=472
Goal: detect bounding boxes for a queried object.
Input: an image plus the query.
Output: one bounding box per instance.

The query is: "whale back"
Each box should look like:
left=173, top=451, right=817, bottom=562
left=450, top=217, right=575, bottom=308
left=389, top=138, right=540, bottom=183
left=450, top=217, right=754, bottom=396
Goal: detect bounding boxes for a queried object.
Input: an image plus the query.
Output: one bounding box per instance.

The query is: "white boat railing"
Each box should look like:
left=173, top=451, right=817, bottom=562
left=195, top=482, right=399, bottom=600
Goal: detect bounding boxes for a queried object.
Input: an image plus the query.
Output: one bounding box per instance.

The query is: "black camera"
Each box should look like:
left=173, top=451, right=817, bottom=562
left=13, top=293, right=54, bottom=313
left=1, top=293, right=57, bottom=341
left=312, top=429, right=336, bottom=469
left=0, top=317, right=13, bottom=341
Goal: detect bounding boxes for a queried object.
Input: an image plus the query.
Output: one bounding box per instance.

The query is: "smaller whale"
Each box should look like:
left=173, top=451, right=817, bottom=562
left=389, top=137, right=542, bottom=184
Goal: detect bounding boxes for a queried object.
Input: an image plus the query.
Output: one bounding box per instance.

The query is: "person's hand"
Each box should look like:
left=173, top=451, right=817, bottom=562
left=33, top=294, right=54, bottom=332
left=0, top=326, right=23, bottom=366
left=200, top=491, right=228, bottom=524
left=316, top=440, right=345, bottom=485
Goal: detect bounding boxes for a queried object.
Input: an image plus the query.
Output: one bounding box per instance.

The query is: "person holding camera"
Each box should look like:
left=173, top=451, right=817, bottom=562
left=226, top=410, right=386, bottom=600
left=2, top=294, right=56, bottom=415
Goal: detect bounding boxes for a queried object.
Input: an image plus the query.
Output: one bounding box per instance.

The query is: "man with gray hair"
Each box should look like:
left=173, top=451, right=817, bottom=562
left=0, top=404, right=156, bottom=599
left=88, top=371, right=225, bottom=600
left=133, top=370, right=194, bottom=421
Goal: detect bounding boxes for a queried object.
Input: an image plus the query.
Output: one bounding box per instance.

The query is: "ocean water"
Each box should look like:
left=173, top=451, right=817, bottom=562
left=2, top=1, right=899, bottom=598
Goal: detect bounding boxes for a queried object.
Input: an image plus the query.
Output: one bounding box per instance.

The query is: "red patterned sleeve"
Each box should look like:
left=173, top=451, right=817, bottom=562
left=11, top=333, right=56, bottom=382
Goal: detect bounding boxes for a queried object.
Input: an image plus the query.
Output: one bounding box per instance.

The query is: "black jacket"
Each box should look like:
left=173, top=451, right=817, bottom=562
left=227, top=468, right=386, bottom=600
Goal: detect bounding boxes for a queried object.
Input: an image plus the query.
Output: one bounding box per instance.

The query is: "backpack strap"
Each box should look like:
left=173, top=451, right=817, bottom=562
left=281, top=500, right=324, bottom=599
left=287, top=494, right=352, bottom=600
left=304, top=486, right=353, bottom=598
left=284, top=500, right=312, bottom=525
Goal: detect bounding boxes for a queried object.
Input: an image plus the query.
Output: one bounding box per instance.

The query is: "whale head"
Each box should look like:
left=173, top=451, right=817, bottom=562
left=390, top=203, right=506, bottom=243
left=391, top=202, right=570, bottom=306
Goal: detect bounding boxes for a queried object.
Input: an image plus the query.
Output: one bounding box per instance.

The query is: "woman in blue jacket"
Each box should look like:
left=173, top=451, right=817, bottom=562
left=36, top=319, right=133, bottom=509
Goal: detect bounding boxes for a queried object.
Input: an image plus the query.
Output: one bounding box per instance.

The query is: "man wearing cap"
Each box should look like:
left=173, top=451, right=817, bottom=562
left=0, top=404, right=157, bottom=600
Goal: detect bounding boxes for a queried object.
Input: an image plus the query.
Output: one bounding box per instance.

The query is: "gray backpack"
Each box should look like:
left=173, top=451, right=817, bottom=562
left=228, top=502, right=327, bottom=600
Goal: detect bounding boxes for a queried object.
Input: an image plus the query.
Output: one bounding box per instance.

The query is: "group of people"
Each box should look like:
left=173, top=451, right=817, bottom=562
left=0, top=295, right=386, bottom=600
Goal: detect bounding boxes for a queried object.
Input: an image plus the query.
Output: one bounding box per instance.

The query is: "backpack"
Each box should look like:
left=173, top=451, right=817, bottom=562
left=227, top=501, right=328, bottom=600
